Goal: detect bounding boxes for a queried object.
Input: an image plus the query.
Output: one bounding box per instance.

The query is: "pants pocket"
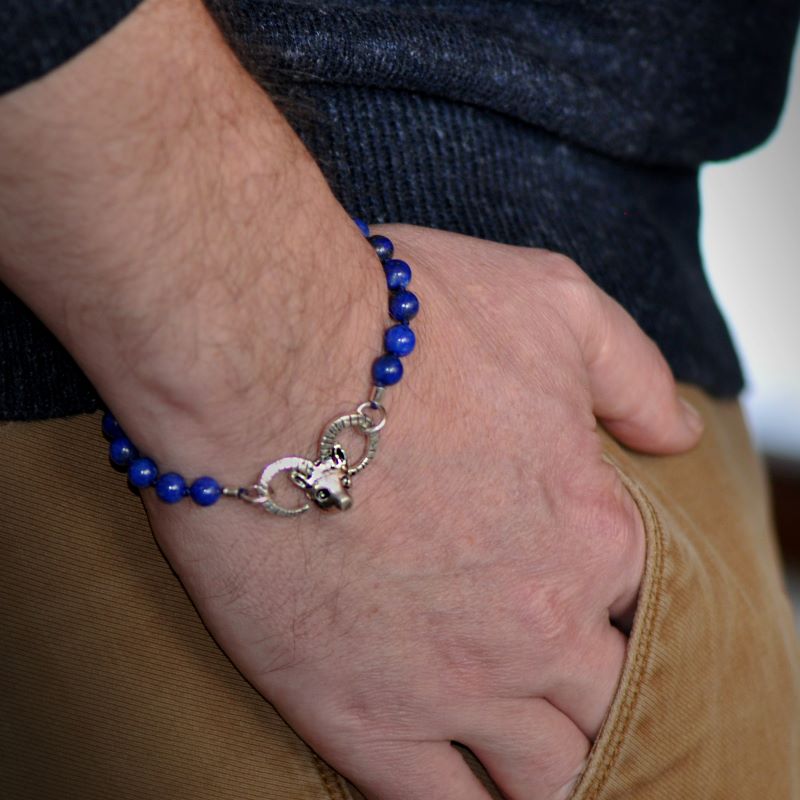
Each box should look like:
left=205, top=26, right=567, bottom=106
left=569, top=400, right=800, bottom=800
left=568, top=454, right=669, bottom=800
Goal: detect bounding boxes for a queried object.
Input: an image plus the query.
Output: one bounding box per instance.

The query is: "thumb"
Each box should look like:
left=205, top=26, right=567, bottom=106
left=568, top=280, right=704, bottom=454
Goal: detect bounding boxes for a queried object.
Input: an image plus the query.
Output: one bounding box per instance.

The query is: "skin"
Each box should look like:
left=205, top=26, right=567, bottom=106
left=0, top=1, right=703, bottom=797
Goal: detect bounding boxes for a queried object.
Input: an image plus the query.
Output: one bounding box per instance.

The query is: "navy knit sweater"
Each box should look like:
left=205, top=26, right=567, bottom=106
left=2, top=1, right=799, bottom=417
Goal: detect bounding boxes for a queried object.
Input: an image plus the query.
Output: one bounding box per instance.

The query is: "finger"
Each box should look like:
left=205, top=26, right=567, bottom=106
left=567, top=277, right=703, bottom=454
left=544, top=619, right=628, bottom=740
left=350, top=741, right=494, bottom=800
left=459, top=698, right=589, bottom=800
left=573, top=460, right=646, bottom=628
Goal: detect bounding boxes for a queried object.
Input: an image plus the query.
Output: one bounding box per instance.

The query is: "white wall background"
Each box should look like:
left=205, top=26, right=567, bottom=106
left=701, top=41, right=800, bottom=460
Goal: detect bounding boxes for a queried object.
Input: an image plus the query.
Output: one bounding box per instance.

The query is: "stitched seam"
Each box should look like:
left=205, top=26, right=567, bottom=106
left=581, top=486, right=666, bottom=799
left=311, top=751, right=353, bottom=800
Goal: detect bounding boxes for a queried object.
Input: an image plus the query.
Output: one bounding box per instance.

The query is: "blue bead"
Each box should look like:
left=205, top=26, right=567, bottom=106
left=102, top=411, right=124, bottom=440
left=383, top=259, right=412, bottom=291
left=368, top=234, right=394, bottom=262
left=128, top=457, right=158, bottom=488
left=372, top=354, right=404, bottom=386
left=389, top=290, right=419, bottom=322
left=353, top=217, right=370, bottom=237
left=384, top=324, right=416, bottom=357
left=155, top=472, right=187, bottom=504
left=190, top=476, right=222, bottom=507
left=109, top=436, right=137, bottom=466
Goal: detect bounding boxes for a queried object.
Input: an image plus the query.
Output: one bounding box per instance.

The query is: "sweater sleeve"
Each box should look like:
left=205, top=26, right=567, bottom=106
left=1, top=0, right=145, bottom=94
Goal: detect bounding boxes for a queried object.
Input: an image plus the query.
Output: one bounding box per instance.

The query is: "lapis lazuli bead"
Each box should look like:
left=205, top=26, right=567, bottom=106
left=372, top=354, right=404, bottom=386
left=353, top=217, right=370, bottom=237
left=368, top=235, right=394, bottom=262
left=109, top=436, right=137, bottom=466
left=383, top=259, right=412, bottom=291
left=156, top=472, right=187, bottom=504
left=128, top=457, right=158, bottom=488
left=190, top=476, right=222, bottom=507
left=389, top=290, right=419, bottom=322
left=384, top=324, right=416, bottom=357
left=102, top=411, right=124, bottom=440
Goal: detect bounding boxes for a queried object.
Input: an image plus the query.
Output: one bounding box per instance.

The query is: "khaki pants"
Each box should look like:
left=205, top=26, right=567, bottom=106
left=1, top=386, right=798, bottom=799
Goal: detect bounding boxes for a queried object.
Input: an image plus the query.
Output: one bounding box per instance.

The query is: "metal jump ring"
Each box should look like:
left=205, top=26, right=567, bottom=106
left=356, top=401, right=387, bottom=434
left=235, top=485, right=270, bottom=505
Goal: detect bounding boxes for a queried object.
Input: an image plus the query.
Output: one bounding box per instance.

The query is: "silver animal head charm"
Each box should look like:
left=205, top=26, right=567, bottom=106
left=290, top=444, right=353, bottom=511
left=254, top=409, right=381, bottom=516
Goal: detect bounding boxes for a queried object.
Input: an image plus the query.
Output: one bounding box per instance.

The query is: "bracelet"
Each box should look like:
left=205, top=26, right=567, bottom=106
left=101, top=218, right=417, bottom=516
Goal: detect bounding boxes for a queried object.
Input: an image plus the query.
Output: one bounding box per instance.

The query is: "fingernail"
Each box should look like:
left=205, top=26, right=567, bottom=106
left=680, top=397, right=704, bottom=435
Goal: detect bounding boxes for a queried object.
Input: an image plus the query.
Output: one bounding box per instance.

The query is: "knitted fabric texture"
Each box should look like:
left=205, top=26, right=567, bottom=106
left=1, top=0, right=799, bottom=417
left=0, top=0, right=144, bottom=93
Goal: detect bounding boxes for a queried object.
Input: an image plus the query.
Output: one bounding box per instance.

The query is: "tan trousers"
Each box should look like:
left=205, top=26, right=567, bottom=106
left=2, top=386, right=799, bottom=799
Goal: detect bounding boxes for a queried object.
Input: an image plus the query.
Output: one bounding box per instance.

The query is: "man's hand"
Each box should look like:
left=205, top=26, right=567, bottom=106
left=144, top=224, right=701, bottom=800
left=0, top=1, right=701, bottom=797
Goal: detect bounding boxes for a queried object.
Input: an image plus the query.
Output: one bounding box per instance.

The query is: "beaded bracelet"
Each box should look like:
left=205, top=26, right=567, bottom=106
left=101, top=219, right=417, bottom=516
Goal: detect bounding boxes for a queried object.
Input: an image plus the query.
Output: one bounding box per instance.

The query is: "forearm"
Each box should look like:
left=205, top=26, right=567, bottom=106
left=0, top=0, right=383, bottom=473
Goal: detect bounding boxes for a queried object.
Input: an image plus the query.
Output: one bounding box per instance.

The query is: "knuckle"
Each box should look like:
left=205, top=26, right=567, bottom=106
left=597, top=498, right=644, bottom=583
left=569, top=470, right=644, bottom=576
left=539, top=252, right=598, bottom=330
left=427, top=624, right=506, bottom=696
left=325, top=685, right=410, bottom=745
left=545, top=252, right=591, bottom=296
left=537, top=250, right=584, bottom=282
left=509, top=581, right=583, bottom=650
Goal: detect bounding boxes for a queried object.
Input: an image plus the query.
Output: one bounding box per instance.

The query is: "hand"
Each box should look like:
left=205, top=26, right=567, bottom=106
left=143, top=224, right=702, bottom=800
left=0, top=0, right=699, bottom=792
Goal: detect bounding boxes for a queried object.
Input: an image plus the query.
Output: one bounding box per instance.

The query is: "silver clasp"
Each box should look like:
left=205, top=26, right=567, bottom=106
left=247, top=403, right=386, bottom=516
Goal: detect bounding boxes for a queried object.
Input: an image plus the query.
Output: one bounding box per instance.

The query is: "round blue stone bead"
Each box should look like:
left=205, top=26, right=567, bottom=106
left=383, top=259, right=412, bottom=291
left=372, top=354, right=404, bottom=386
left=389, top=290, right=419, bottom=323
left=384, top=324, right=416, bottom=357
left=155, top=472, right=187, bottom=504
left=368, top=234, right=394, bottom=262
left=128, top=457, right=158, bottom=488
left=102, top=411, right=124, bottom=440
left=190, top=476, right=222, bottom=507
left=109, top=436, right=137, bottom=466
left=353, top=217, right=370, bottom=237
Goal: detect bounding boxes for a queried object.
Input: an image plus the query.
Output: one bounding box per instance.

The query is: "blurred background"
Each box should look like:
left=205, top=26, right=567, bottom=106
left=701, top=37, right=799, bottom=624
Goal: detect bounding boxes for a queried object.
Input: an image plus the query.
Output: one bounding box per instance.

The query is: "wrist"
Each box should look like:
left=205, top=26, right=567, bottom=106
left=106, top=212, right=388, bottom=484
left=0, top=0, right=387, bottom=481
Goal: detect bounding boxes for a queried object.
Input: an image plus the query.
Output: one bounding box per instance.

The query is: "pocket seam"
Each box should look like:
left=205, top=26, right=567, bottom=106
left=571, top=454, right=667, bottom=799
left=312, top=751, right=355, bottom=799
